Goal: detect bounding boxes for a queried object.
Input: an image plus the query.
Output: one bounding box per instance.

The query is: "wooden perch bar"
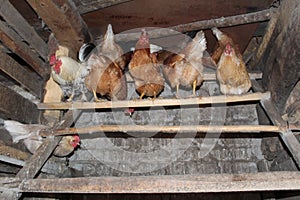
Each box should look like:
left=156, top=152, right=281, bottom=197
left=18, top=172, right=300, bottom=193
left=42, top=125, right=282, bottom=137
left=38, top=92, right=270, bottom=110
left=115, top=8, right=276, bottom=42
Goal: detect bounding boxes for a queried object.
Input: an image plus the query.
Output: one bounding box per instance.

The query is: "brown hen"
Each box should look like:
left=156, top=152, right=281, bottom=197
left=85, top=54, right=127, bottom=101
left=163, top=31, right=207, bottom=97
left=212, top=27, right=251, bottom=95
left=128, top=29, right=164, bottom=99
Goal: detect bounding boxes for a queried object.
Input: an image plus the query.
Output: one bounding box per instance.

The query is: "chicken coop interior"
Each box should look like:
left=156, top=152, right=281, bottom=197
left=0, top=0, right=300, bottom=199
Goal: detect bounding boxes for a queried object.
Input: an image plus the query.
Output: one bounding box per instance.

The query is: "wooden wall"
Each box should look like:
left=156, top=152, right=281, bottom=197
left=262, top=0, right=300, bottom=113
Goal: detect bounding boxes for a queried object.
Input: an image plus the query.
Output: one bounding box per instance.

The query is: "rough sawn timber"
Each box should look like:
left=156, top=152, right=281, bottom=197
left=17, top=172, right=300, bottom=193
left=26, top=0, right=91, bottom=59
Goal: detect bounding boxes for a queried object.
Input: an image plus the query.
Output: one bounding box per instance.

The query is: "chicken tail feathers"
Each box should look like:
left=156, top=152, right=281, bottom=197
left=4, top=120, right=32, bottom=143
left=79, top=43, right=96, bottom=62
left=194, top=30, right=207, bottom=51
left=211, top=27, right=223, bottom=40
left=104, top=24, right=114, bottom=41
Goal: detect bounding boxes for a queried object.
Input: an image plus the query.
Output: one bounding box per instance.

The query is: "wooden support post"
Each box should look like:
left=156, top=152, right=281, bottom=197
left=0, top=0, right=48, bottom=60
left=26, top=0, right=91, bottom=59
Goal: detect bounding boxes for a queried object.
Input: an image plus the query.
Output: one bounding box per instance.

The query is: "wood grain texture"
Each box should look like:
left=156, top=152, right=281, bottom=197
left=27, top=0, right=91, bottom=59
left=0, top=52, right=43, bottom=97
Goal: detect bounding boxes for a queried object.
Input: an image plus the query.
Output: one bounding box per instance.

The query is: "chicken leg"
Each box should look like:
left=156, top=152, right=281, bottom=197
left=176, top=84, right=180, bottom=98
left=92, top=89, right=101, bottom=102
left=139, top=92, right=145, bottom=100
left=192, top=80, right=197, bottom=96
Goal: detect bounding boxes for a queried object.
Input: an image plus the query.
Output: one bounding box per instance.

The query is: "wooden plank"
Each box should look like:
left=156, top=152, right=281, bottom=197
left=248, top=10, right=279, bottom=69
left=41, top=125, right=281, bottom=137
left=0, top=21, right=48, bottom=79
left=18, top=172, right=300, bottom=193
left=0, top=52, right=43, bottom=97
left=115, top=9, right=276, bottom=42
left=0, top=0, right=48, bottom=60
left=0, top=83, right=40, bottom=124
left=37, top=92, right=271, bottom=110
left=0, top=142, right=30, bottom=161
left=77, top=0, right=133, bottom=14
left=26, top=0, right=91, bottom=59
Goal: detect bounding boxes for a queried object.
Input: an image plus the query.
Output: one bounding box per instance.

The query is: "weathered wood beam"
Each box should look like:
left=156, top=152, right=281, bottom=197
left=42, top=125, right=281, bottom=137
left=0, top=21, right=48, bottom=79
left=17, top=172, right=300, bottom=193
left=0, top=52, right=43, bottom=97
left=0, top=83, right=40, bottom=124
left=0, top=142, right=30, bottom=161
left=37, top=92, right=270, bottom=110
left=0, top=0, right=48, bottom=60
left=26, top=0, right=91, bottom=59
left=115, top=9, right=276, bottom=42
left=248, top=10, right=279, bottom=69
left=77, top=0, right=133, bottom=14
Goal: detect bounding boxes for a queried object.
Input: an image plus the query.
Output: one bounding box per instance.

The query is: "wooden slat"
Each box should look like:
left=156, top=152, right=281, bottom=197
left=41, top=125, right=282, bottom=137
left=26, top=0, right=91, bottom=59
left=37, top=92, right=271, bottom=110
left=0, top=83, right=40, bottom=124
left=0, top=52, right=43, bottom=97
left=248, top=10, right=279, bottom=69
left=115, top=9, right=276, bottom=42
left=0, top=142, right=30, bottom=161
left=0, top=0, right=48, bottom=60
left=17, top=172, right=300, bottom=193
left=0, top=21, right=48, bottom=78
left=77, top=0, right=133, bottom=14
